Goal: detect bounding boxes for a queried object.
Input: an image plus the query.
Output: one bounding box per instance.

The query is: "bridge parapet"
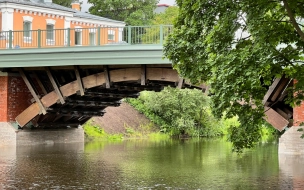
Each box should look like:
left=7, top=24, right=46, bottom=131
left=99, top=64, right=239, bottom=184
left=0, top=25, right=173, bottom=49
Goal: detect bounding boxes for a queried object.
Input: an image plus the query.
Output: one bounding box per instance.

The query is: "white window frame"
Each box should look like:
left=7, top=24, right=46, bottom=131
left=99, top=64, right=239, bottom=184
left=23, top=16, right=33, bottom=43
left=46, top=19, right=56, bottom=46
left=108, top=29, right=115, bottom=41
left=75, top=26, right=82, bottom=46
left=89, top=28, right=96, bottom=46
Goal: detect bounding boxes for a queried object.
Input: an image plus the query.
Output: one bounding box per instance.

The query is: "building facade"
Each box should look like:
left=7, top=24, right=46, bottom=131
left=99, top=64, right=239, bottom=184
left=0, top=0, right=125, bottom=48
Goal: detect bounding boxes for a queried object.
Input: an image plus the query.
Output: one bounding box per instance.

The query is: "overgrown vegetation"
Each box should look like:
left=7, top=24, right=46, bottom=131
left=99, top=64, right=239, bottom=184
left=84, top=120, right=170, bottom=141
left=126, top=87, right=225, bottom=137
left=125, top=87, right=277, bottom=143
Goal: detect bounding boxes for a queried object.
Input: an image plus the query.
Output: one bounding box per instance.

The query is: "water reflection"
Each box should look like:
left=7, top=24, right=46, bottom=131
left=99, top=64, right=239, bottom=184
left=279, top=154, right=304, bottom=190
left=0, top=139, right=303, bottom=189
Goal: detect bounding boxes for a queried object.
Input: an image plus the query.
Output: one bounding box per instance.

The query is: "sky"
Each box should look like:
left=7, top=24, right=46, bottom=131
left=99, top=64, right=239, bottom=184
left=81, top=0, right=176, bottom=13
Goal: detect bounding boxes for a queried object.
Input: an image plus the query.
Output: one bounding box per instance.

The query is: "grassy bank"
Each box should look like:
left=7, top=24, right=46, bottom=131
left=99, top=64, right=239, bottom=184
left=83, top=120, right=170, bottom=141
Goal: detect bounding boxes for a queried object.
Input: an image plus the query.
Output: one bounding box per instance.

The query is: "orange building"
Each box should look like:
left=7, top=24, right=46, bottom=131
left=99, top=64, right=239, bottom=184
left=0, top=0, right=125, bottom=48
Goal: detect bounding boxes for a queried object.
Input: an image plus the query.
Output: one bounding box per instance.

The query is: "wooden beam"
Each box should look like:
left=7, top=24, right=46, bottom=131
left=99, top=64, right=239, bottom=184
left=264, top=107, right=289, bottom=131
left=45, top=67, right=65, bottom=104
left=53, top=114, right=63, bottom=122
left=141, top=65, right=146, bottom=85
left=74, top=65, right=85, bottom=96
left=270, top=78, right=290, bottom=102
left=177, top=78, right=184, bottom=89
left=18, top=68, right=47, bottom=115
left=104, top=65, right=111, bottom=88
left=32, top=72, right=48, bottom=95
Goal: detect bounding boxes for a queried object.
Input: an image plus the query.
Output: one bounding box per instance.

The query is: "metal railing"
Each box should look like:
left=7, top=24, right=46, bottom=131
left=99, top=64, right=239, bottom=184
left=0, top=25, right=173, bottom=49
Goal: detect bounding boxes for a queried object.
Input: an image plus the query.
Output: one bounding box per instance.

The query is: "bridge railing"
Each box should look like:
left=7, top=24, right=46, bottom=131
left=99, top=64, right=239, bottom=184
left=0, top=25, right=173, bottom=49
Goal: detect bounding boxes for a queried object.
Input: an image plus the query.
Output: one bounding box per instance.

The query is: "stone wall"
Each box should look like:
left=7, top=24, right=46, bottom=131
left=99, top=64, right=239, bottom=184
left=0, top=122, right=17, bottom=146
left=16, top=128, right=84, bottom=146
left=279, top=126, right=304, bottom=154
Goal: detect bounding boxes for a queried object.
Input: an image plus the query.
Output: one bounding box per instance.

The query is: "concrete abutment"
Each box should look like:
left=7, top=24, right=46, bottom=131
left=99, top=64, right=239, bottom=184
left=0, top=122, right=84, bottom=146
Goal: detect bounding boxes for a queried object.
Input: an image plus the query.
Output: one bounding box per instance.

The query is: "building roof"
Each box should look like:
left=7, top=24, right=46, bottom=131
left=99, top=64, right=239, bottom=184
left=0, top=0, right=125, bottom=24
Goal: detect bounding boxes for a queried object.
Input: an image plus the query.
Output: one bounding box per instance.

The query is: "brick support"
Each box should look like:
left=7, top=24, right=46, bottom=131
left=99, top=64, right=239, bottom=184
left=0, top=75, right=8, bottom=121
left=0, top=74, right=32, bottom=122
left=7, top=75, right=32, bottom=122
left=293, top=102, right=304, bottom=126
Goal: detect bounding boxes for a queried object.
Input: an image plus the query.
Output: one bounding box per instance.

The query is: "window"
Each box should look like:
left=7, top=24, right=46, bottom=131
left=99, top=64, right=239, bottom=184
left=22, top=15, right=33, bottom=43
left=46, top=24, right=54, bottom=40
left=89, top=32, right=95, bottom=46
left=23, top=22, right=31, bottom=38
left=75, top=28, right=82, bottom=45
left=108, top=30, right=115, bottom=41
left=108, top=34, right=114, bottom=40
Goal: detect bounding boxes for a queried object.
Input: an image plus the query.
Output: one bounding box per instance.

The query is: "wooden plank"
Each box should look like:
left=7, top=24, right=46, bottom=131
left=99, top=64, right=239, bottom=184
left=18, top=68, right=47, bottom=115
left=110, top=68, right=141, bottom=82
left=270, top=78, right=290, bottom=102
left=177, top=78, right=184, bottom=89
left=262, top=78, right=281, bottom=105
left=32, top=72, right=47, bottom=95
left=275, top=108, right=291, bottom=120
left=15, top=103, right=40, bottom=127
left=146, top=68, right=179, bottom=82
left=74, top=65, right=84, bottom=96
left=141, top=65, right=146, bottom=85
left=264, top=107, right=289, bottom=131
left=104, top=65, right=111, bottom=88
left=45, top=67, right=65, bottom=104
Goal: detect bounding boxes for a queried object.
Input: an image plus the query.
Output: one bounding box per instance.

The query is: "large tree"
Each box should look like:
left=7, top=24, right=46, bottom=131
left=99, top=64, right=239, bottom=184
left=88, top=0, right=159, bottom=25
left=142, top=6, right=179, bottom=43
left=53, top=0, right=73, bottom=8
left=164, top=0, right=304, bottom=152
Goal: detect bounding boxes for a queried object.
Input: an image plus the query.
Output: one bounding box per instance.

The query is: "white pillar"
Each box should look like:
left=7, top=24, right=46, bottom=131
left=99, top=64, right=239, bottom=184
left=118, top=27, right=124, bottom=42
left=1, top=8, right=14, bottom=31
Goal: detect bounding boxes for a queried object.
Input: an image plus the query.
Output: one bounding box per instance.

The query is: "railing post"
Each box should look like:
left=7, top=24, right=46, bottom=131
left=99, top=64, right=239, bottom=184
left=97, top=27, right=101, bottom=46
left=159, top=25, right=164, bottom=45
left=67, top=28, right=70, bottom=47
left=128, top=26, right=132, bottom=44
left=8, top=30, right=13, bottom=49
left=37, top=29, right=41, bottom=48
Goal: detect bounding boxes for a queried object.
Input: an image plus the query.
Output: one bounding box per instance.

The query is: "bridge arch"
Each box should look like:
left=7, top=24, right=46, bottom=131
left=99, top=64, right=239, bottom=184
left=16, top=66, right=205, bottom=128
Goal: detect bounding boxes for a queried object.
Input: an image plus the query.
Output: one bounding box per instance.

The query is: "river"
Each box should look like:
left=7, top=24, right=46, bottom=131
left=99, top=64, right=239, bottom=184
left=0, top=139, right=304, bottom=189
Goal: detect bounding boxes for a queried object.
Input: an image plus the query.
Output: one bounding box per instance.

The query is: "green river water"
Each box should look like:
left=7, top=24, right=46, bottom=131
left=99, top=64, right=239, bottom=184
left=0, top=139, right=304, bottom=189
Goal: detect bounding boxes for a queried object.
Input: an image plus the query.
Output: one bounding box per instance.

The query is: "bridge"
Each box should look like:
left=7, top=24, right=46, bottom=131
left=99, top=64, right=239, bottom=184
left=0, top=25, right=303, bottom=154
left=0, top=25, right=207, bottom=146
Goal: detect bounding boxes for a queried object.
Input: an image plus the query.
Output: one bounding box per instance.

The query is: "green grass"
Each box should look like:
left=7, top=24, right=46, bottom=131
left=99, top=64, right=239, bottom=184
left=83, top=121, right=123, bottom=141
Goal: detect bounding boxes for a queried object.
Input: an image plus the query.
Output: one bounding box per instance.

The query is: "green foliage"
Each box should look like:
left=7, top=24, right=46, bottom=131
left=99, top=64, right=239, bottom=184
left=164, top=0, right=304, bottom=151
left=88, top=0, right=159, bottom=25
left=53, top=0, right=73, bottom=8
left=83, top=121, right=123, bottom=141
left=126, top=87, right=224, bottom=137
left=142, top=6, right=178, bottom=44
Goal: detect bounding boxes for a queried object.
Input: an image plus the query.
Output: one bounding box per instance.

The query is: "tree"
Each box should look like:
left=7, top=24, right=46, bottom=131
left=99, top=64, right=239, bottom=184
left=126, top=87, right=225, bottom=137
left=88, top=0, right=159, bottom=25
left=142, top=6, right=178, bottom=44
left=53, top=0, right=73, bottom=8
left=164, top=0, right=304, bottom=152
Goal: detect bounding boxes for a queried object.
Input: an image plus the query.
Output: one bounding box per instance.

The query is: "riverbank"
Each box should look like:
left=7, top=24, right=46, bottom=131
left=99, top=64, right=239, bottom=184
left=83, top=102, right=168, bottom=140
